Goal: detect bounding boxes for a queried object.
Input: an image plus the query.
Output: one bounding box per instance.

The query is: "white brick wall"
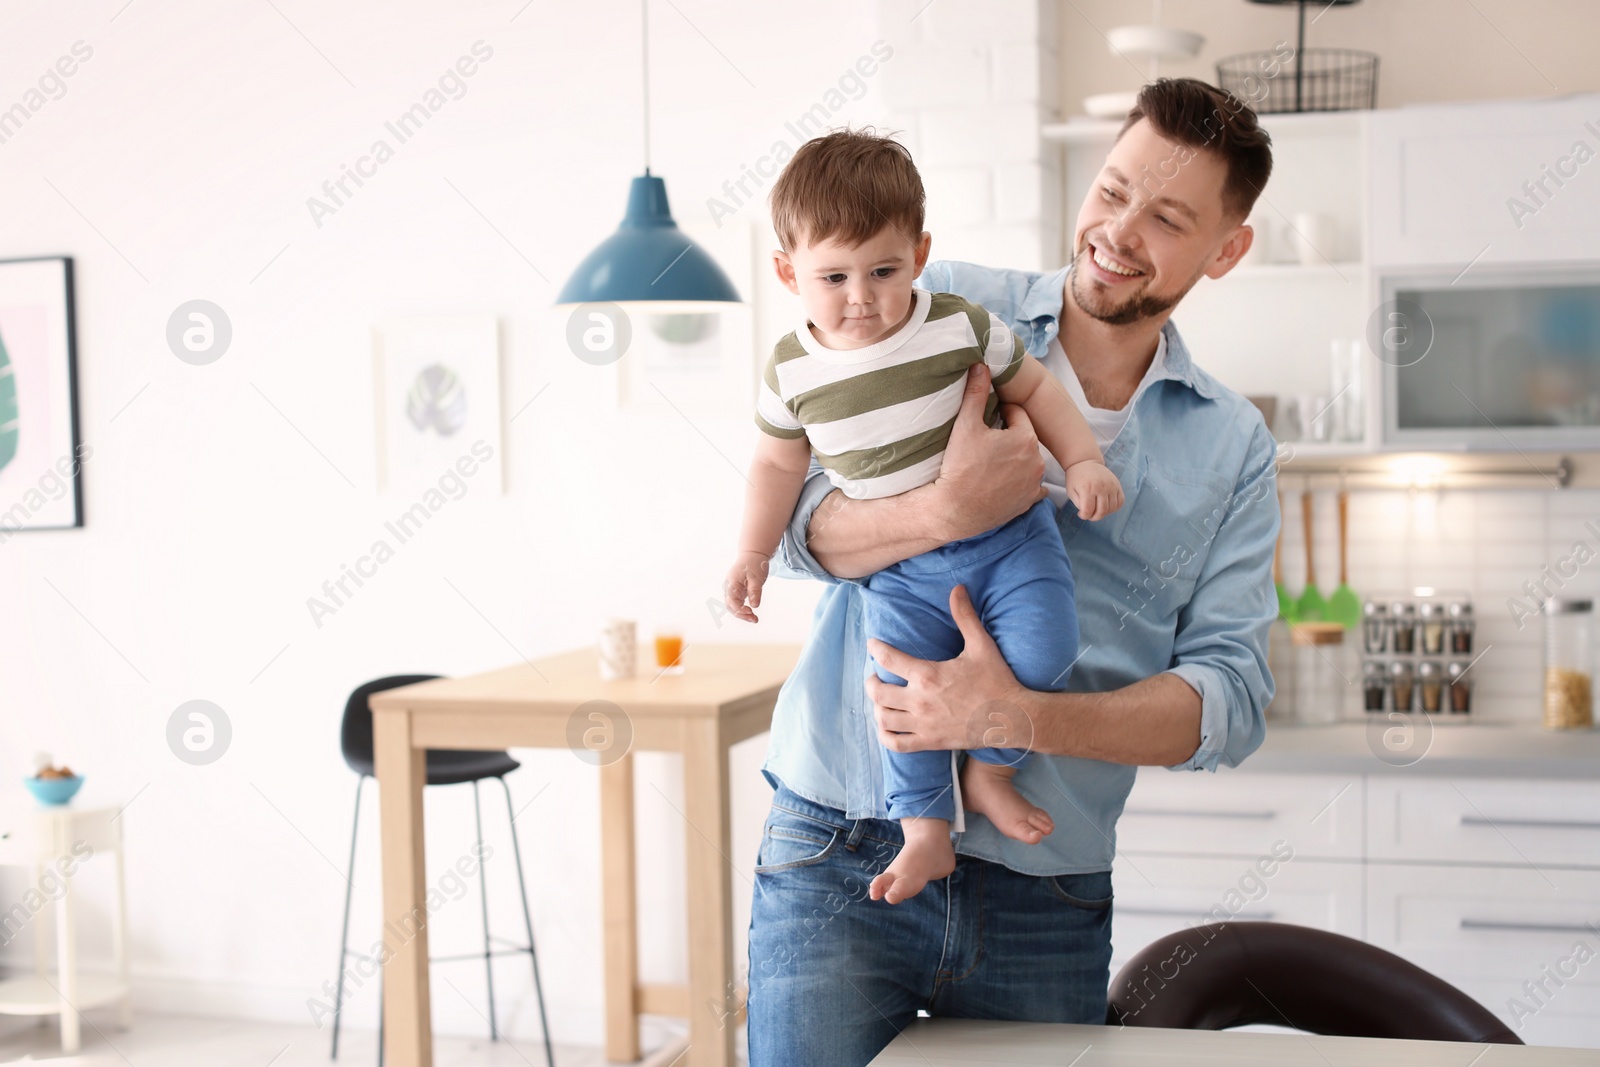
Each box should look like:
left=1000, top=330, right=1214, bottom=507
left=873, top=0, right=1060, bottom=270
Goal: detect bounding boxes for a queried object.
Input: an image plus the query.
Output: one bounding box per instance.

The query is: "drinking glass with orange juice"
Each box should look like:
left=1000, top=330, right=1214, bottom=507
left=654, top=626, right=685, bottom=674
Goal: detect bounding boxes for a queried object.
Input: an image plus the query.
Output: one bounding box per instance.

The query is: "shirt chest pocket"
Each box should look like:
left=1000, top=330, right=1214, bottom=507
left=1110, top=460, right=1234, bottom=616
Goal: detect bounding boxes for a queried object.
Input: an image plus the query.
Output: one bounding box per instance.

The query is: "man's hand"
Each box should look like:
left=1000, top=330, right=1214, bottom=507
left=1065, top=459, right=1124, bottom=521
left=929, top=364, right=1048, bottom=542
left=867, top=584, right=1035, bottom=752
left=723, top=551, right=771, bottom=623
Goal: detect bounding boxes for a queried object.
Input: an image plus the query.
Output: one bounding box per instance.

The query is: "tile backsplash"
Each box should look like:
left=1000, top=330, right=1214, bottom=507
left=1273, top=486, right=1600, bottom=721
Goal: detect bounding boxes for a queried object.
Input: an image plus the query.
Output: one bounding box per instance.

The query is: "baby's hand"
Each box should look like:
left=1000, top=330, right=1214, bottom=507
left=1065, top=460, right=1124, bottom=521
left=724, top=552, right=771, bottom=623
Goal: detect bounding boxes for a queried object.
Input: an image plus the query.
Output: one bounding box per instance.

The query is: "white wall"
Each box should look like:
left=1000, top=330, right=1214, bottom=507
left=0, top=0, right=1083, bottom=1049
left=0, top=0, right=940, bottom=1048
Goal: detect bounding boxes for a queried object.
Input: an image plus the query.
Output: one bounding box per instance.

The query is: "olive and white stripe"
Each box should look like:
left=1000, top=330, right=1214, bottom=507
left=755, top=289, right=1023, bottom=500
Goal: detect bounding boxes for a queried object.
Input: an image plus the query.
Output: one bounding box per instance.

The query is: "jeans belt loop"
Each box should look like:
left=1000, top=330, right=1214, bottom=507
left=844, top=817, right=868, bottom=852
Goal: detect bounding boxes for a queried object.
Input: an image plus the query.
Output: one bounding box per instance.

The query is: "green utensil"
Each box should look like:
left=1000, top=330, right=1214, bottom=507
left=1296, top=489, right=1327, bottom=622
left=1275, top=491, right=1296, bottom=623
left=1328, top=489, right=1362, bottom=629
left=0, top=331, right=16, bottom=475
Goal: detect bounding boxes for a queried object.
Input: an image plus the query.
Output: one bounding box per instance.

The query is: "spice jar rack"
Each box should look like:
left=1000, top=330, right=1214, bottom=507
left=1360, top=588, right=1475, bottom=717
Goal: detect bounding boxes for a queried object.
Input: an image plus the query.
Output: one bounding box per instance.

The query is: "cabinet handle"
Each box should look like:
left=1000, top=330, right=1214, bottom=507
left=1460, top=919, right=1600, bottom=935
left=1461, top=816, right=1600, bottom=832
left=1118, top=906, right=1276, bottom=920
left=1124, top=808, right=1277, bottom=821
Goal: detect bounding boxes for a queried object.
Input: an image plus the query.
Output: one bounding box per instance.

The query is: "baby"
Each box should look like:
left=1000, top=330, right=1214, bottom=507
left=724, top=129, right=1123, bottom=905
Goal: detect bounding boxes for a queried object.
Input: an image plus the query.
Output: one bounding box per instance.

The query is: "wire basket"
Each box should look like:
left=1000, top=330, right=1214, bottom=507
left=1216, top=48, right=1378, bottom=112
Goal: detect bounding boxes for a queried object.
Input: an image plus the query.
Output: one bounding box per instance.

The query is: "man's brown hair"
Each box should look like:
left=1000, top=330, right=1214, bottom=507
left=1119, top=78, right=1274, bottom=220
left=769, top=127, right=925, bottom=253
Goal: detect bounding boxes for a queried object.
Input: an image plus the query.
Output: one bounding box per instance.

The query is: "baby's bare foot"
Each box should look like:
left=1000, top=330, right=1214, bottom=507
left=869, top=817, right=955, bottom=905
left=961, top=760, right=1053, bottom=844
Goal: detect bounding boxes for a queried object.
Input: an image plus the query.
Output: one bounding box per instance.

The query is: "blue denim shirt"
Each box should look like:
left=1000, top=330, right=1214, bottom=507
left=761, top=260, right=1279, bottom=877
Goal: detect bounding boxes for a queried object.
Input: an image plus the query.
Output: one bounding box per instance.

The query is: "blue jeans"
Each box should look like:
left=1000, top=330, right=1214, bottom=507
left=746, top=781, right=1113, bottom=1067
left=862, top=498, right=1079, bottom=822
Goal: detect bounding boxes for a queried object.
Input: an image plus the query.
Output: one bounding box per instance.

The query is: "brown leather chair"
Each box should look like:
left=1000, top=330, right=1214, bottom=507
left=1107, top=921, right=1521, bottom=1045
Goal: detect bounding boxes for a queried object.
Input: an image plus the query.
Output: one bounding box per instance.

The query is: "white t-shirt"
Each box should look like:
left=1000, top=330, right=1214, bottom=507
left=1037, top=331, right=1171, bottom=508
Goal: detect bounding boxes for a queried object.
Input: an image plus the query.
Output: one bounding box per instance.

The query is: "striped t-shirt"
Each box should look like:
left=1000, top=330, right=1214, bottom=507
left=755, top=288, right=1024, bottom=500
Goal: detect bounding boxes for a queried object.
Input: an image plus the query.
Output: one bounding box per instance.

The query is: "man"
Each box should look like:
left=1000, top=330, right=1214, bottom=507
left=745, top=78, right=1280, bottom=1067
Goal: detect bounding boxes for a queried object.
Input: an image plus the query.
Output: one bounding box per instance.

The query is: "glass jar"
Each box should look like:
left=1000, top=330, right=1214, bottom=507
left=1291, top=622, right=1349, bottom=724
left=1418, top=660, right=1445, bottom=713
left=1543, top=597, right=1595, bottom=730
left=1391, top=600, right=1418, bottom=654
left=1362, top=660, right=1388, bottom=712
left=1362, top=601, right=1390, bottom=655
left=1390, top=659, right=1416, bottom=713
left=1418, top=599, right=1446, bottom=656
left=1447, top=660, right=1474, bottom=715
left=1266, top=617, right=1296, bottom=720
left=1448, top=600, right=1475, bottom=655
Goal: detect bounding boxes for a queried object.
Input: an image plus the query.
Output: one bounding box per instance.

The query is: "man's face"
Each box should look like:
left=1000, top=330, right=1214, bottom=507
left=1069, top=118, right=1253, bottom=326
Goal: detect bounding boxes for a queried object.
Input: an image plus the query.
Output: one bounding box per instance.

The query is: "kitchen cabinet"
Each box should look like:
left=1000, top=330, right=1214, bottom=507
left=1114, top=768, right=1600, bottom=1047
left=1367, top=96, right=1600, bottom=269
left=1366, top=864, right=1600, bottom=1049
left=1375, top=263, right=1600, bottom=452
left=1116, top=771, right=1362, bottom=860
left=1366, top=777, right=1600, bottom=868
left=1110, top=854, right=1363, bottom=977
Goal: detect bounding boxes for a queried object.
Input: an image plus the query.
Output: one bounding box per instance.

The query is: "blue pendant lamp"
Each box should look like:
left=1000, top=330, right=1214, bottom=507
left=555, top=0, right=741, bottom=313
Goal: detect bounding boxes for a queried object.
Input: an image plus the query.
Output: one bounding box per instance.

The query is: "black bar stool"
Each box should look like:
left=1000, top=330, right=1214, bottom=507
left=331, top=675, right=555, bottom=1065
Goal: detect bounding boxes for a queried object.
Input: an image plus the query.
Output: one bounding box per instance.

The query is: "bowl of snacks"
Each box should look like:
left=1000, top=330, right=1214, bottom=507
left=25, top=754, right=83, bottom=806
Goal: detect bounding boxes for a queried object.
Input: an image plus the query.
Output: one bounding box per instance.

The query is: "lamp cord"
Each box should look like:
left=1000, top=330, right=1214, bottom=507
left=641, top=0, right=651, bottom=175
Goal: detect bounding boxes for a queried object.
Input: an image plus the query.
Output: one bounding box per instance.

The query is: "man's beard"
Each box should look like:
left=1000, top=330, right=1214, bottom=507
left=1069, top=246, right=1198, bottom=326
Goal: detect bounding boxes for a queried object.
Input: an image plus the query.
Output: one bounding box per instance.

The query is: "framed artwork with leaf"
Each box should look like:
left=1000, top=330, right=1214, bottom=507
left=373, top=316, right=504, bottom=494
left=0, top=256, right=83, bottom=536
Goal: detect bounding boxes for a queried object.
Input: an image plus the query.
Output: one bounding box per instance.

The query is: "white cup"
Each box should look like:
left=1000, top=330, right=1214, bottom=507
left=598, top=619, right=637, bottom=680
left=1290, top=212, right=1336, bottom=267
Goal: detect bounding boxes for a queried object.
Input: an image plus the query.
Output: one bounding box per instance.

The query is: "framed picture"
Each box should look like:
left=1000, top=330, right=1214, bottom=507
left=617, top=220, right=759, bottom=413
left=0, top=256, right=83, bottom=536
left=373, top=316, right=503, bottom=495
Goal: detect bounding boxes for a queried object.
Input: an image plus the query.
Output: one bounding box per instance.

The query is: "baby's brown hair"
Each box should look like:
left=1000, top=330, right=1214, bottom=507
left=769, top=127, right=925, bottom=253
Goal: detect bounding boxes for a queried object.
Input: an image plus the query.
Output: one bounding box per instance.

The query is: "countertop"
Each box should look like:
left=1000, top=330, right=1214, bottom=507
left=867, top=1019, right=1593, bottom=1065
left=1239, top=719, right=1600, bottom=778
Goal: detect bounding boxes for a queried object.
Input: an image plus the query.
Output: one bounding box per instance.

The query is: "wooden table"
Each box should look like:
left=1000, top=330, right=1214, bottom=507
left=868, top=1019, right=1596, bottom=1065
left=370, top=642, right=800, bottom=1067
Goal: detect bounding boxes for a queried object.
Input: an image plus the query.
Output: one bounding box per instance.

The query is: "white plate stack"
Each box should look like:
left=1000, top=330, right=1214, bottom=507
left=1084, top=21, right=1206, bottom=119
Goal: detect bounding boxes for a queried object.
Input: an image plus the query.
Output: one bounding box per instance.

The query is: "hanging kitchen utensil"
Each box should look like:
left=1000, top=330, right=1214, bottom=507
left=1296, top=488, right=1327, bottom=621
left=1328, top=480, right=1361, bottom=629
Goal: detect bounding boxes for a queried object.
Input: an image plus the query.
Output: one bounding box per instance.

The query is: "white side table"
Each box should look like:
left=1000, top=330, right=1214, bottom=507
left=0, top=803, right=130, bottom=1052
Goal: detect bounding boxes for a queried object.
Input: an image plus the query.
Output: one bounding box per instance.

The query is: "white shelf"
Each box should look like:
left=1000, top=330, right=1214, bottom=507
left=1043, top=109, right=1366, bottom=146
left=1229, top=261, right=1364, bottom=281
left=1041, top=119, right=1122, bottom=145
left=1276, top=440, right=1371, bottom=461
left=0, top=973, right=127, bottom=1015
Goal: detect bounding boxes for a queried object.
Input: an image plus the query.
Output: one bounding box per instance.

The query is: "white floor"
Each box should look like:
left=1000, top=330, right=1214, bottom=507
left=0, top=1013, right=702, bottom=1067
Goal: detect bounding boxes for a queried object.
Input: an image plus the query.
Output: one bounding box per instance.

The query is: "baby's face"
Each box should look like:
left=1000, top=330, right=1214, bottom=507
left=776, top=225, right=931, bottom=350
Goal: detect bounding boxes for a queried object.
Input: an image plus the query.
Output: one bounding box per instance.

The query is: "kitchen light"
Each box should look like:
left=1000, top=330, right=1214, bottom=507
left=554, top=0, right=742, bottom=313
left=1283, top=455, right=1575, bottom=490
left=1388, top=455, right=1447, bottom=490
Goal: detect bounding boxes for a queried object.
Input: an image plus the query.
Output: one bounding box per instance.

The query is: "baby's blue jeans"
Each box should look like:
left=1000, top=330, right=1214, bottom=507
left=862, top=497, right=1079, bottom=823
